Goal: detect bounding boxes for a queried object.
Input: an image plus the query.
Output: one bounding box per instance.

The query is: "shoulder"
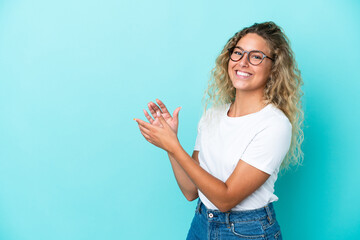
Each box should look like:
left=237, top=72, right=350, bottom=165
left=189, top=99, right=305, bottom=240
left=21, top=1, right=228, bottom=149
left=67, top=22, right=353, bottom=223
left=246, top=105, right=292, bottom=153
left=200, top=103, right=229, bottom=122
left=204, top=103, right=229, bottom=115
left=260, top=104, right=292, bottom=134
left=196, top=103, right=229, bottom=130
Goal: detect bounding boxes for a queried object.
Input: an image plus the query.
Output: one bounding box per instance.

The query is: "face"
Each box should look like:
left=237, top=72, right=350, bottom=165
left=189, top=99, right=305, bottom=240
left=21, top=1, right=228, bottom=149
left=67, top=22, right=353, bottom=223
left=228, top=33, right=273, bottom=93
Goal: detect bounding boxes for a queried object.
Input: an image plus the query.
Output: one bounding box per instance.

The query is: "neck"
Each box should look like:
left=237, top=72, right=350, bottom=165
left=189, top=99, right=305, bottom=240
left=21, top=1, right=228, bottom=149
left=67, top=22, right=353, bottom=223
left=228, top=90, right=266, bottom=117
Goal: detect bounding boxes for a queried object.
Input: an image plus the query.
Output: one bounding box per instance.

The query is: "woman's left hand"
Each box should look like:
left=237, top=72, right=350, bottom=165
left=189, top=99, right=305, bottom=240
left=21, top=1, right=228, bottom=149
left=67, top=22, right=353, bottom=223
left=135, top=111, right=181, bottom=154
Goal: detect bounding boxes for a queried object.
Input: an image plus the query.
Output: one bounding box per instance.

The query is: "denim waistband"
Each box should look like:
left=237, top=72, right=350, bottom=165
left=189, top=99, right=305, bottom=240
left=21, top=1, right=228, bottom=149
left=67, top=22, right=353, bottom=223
left=196, top=199, right=276, bottom=224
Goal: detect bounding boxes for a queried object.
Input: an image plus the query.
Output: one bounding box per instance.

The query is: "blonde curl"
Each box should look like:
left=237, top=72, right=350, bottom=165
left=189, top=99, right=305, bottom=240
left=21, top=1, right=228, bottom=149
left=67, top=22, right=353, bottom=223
left=201, top=21, right=304, bottom=172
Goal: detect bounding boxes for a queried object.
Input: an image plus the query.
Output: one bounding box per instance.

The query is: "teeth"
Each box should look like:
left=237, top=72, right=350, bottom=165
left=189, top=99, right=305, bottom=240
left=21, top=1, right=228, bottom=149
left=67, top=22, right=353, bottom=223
left=236, top=71, right=251, bottom=77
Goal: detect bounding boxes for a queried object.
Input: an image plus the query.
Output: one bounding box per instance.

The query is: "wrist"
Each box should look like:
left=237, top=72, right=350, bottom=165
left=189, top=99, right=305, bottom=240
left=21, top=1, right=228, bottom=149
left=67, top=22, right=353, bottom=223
left=168, top=139, right=182, bottom=156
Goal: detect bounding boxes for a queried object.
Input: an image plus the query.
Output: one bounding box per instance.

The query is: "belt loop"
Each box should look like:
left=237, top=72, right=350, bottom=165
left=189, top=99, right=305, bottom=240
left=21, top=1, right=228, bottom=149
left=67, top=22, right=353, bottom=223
left=264, top=203, right=274, bottom=224
left=196, top=199, right=202, bottom=214
left=225, top=212, right=231, bottom=228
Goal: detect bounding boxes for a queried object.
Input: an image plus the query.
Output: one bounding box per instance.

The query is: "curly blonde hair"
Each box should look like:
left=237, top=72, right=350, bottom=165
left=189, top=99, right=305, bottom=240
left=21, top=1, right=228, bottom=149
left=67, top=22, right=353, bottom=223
left=202, top=21, right=304, bottom=172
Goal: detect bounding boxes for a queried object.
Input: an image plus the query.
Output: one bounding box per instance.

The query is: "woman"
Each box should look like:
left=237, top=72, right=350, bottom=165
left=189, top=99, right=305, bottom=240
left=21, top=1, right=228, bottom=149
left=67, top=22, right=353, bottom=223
left=134, top=21, right=303, bottom=240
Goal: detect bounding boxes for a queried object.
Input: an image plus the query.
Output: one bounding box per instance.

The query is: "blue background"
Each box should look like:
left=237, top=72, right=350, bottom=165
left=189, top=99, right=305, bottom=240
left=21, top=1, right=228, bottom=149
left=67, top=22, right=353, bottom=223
left=0, top=0, right=359, bottom=239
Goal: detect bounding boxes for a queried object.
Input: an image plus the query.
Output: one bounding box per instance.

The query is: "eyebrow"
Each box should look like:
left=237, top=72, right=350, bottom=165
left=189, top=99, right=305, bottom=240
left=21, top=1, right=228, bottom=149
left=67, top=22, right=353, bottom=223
left=235, top=45, right=262, bottom=52
left=235, top=45, right=267, bottom=55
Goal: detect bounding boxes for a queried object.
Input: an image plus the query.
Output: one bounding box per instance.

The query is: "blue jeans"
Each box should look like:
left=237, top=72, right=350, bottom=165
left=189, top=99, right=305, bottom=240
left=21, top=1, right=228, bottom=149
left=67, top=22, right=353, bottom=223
left=186, top=199, right=282, bottom=240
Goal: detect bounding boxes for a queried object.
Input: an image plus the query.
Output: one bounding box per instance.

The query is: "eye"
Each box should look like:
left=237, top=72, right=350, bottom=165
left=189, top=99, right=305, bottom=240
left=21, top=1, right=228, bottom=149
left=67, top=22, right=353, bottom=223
left=234, top=50, right=243, bottom=56
left=250, top=52, right=263, bottom=60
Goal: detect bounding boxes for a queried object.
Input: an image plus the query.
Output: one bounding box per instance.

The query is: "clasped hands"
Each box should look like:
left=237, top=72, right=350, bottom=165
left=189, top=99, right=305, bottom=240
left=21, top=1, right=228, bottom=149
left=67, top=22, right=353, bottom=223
left=134, top=99, right=182, bottom=154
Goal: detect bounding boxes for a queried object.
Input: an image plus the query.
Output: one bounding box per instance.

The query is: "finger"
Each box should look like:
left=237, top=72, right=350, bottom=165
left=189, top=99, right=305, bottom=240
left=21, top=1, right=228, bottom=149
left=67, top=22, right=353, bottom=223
left=138, top=125, right=156, bottom=145
left=173, top=107, right=181, bottom=120
left=134, top=118, right=156, bottom=131
left=143, top=109, right=154, bottom=124
left=139, top=127, right=151, bottom=140
left=138, top=123, right=151, bottom=136
left=156, top=111, right=169, bottom=128
left=156, top=99, right=170, bottom=115
left=153, top=117, right=164, bottom=128
left=148, top=102, right=162, bottom=118
left=141, top=131, right=153, bottom=144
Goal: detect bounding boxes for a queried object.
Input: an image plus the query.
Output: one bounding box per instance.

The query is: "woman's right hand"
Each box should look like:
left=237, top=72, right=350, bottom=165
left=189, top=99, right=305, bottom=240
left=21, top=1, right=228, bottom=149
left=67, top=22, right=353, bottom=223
left=143, top=99, right=181, bottom=134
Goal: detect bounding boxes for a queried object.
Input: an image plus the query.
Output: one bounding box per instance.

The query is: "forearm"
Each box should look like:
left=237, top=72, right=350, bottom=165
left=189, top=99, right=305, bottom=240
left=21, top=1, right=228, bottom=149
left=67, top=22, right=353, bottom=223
left=169, top=144, right=231, bottom=211
left=168, top=152, right=198, bottom=201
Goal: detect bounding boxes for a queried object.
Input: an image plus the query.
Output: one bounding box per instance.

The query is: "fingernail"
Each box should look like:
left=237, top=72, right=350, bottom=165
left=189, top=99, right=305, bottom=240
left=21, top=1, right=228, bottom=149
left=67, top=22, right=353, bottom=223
left=156, top=111, right=160, bottom=117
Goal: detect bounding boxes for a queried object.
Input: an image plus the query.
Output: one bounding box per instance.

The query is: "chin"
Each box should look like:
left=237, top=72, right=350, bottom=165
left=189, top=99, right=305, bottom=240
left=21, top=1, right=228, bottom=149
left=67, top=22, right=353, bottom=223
left=231, top=81, right=251, bottom=91
left=233, top=84, right=265, bottom=93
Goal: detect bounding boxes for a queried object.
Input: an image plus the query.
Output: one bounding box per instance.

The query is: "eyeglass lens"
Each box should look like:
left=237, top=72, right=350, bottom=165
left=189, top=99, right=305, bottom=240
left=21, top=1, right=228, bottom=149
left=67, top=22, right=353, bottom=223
left=230, top=49, right=264, bottom=65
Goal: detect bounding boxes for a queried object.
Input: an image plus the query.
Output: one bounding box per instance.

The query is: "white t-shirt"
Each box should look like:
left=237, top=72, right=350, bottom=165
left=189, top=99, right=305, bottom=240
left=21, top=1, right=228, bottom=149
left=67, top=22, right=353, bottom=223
left=194, top=102, right=292, bottom=210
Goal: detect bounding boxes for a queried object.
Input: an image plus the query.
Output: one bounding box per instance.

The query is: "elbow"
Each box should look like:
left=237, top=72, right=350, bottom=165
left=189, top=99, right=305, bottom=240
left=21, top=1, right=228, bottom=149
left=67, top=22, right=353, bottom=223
left=216, top=191, right=244, bottom=212
left=218, top=205, right=232, bottom=213
left=185, top=192, right=199, bottom=202
left=215, top=201, right=238, bottom=213
left=186, top=196, right=198, bottom=202
left=185, top=195, right=198, bottom=202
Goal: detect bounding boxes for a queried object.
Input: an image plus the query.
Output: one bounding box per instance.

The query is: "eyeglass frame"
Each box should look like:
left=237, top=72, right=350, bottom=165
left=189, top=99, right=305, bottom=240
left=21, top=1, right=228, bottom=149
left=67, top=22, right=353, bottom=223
left=227, top=46, right=275, bottom=66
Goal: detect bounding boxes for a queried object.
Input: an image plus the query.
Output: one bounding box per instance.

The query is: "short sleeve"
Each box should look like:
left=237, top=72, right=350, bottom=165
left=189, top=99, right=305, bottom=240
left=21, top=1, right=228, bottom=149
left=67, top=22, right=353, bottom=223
left=194, top=116, right=203, bottom=151
left=240, top=118, right=292, bottom=175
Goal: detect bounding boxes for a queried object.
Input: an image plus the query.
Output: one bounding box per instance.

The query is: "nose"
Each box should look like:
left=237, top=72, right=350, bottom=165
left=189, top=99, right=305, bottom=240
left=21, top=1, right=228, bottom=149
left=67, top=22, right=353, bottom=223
left=238, top=52, right=249, bottom=67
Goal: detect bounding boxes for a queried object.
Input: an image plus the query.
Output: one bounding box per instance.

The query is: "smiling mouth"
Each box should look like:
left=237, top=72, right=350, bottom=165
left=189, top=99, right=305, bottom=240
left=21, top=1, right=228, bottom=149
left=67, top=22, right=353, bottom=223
left=236, top=70, right=252, bottom=77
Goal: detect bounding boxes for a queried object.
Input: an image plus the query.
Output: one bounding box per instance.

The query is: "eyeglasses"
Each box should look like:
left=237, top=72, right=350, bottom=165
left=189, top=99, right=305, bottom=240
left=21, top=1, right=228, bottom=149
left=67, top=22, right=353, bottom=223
left=228, top=47, right=275, bottom=66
